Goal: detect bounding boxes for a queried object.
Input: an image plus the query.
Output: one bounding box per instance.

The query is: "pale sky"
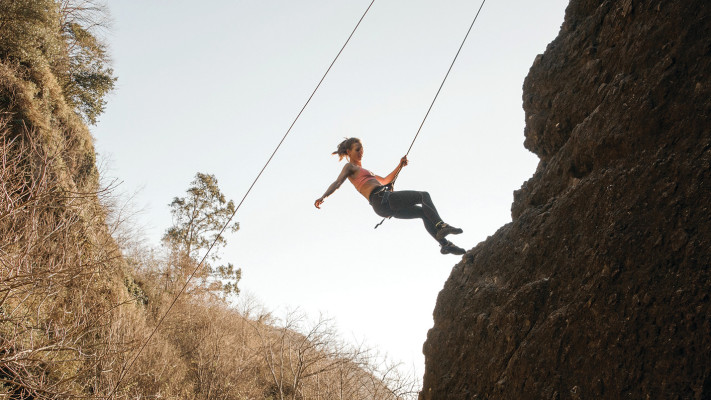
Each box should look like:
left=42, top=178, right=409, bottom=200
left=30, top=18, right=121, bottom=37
left=94, top=0, right=568, bottom=380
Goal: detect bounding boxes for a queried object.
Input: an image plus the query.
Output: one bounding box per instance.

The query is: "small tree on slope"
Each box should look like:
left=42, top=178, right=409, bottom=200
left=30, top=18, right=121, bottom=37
left=163, top=172, right=241, bottom=298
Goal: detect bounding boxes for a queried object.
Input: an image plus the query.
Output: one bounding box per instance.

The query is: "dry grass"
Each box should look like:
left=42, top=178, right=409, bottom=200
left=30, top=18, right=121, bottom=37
left=0, top=118, right=128, bottom=398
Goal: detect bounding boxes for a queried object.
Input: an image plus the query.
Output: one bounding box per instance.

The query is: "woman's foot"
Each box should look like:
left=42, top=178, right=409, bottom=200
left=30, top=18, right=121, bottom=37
left=440, top=240, right=466, bottom=255
left=435, top=223, right=463, bottom=241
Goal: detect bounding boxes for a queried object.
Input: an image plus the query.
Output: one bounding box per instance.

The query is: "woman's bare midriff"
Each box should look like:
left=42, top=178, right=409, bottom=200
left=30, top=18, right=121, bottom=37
left=358, top=179, right=381, bottom=200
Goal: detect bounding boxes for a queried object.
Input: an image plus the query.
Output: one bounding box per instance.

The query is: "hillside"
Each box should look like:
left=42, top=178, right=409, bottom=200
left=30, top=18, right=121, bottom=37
left=421, top=0, right=711, bottom=398
left=0, top=2, right=413, bottom=399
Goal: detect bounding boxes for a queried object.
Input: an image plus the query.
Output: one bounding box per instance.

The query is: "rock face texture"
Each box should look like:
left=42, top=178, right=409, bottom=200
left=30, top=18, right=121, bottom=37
left=421, top=1, right=711, bottom=399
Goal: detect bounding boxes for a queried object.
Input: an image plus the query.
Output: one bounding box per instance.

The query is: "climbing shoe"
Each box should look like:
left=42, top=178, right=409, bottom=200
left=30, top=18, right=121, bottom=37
left=440, top=241, right=466, bottom=255
left=435, top=223, right=463, bottom=241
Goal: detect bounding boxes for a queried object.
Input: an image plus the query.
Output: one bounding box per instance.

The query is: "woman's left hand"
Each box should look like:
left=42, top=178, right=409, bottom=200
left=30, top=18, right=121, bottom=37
left=400, top=156, right=408, bottom=167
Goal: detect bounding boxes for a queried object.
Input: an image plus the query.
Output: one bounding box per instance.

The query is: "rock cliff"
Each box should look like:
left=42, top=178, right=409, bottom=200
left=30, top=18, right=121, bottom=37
left=421, top=0, right=711, bottom=398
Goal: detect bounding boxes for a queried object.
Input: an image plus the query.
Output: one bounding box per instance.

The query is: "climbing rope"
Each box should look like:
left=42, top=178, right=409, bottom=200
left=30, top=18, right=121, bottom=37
left=375, top=0, right=487, bottom=229
left=393, top=0, right=487, bottom=185
left=107, top=1, right=376, bottom=397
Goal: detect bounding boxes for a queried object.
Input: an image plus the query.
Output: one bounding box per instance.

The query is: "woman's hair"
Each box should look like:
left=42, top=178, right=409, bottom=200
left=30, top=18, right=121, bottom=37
left=332, top=137, right=361, bottom=161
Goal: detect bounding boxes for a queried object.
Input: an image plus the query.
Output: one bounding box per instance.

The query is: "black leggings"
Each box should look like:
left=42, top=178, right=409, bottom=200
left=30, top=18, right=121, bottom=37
left=369, top=188, right=446, bottom=245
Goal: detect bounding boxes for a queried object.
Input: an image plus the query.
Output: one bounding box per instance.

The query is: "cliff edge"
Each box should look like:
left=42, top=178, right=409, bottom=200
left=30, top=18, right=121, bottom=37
left=421, top=0, right=711, bottom=398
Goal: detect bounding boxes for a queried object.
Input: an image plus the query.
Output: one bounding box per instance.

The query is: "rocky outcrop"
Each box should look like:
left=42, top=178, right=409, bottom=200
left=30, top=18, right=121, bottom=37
left=421, top=1, right=711, bottom=398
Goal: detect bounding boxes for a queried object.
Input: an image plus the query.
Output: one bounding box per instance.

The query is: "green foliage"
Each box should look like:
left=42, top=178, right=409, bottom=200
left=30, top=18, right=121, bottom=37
left=164, top=172, right=239, bottom=260
left=124, top=275, right=148, bottom=305
left=0, top=0, right=115, bottom=124
left=213, top=262, right=242, bottom=297
left=60, top=20, right=115, bottom=124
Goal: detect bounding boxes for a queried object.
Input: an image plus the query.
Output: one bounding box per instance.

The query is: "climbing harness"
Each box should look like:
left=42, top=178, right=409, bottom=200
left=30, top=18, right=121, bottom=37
left=374, top=0, right=487, bottom=229
left=372, top=183, right=394, bottom=228
left=107, top=1, right=376, bottom=397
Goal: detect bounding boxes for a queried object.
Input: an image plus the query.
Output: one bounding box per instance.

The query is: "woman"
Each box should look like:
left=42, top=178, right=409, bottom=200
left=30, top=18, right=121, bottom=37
left=315, top=138, right=465, bottom=255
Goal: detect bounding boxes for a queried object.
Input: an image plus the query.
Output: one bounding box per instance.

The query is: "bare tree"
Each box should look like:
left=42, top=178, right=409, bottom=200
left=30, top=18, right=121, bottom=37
left=0, top=121, right=128, bottom=397
left=245, top=308, right=418, bottom=400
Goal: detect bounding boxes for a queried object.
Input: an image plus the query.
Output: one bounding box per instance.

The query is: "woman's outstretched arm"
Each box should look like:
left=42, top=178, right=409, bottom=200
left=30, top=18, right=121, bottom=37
left=315, top=163, right=355, bottom=209
left=377, top=156, right=408, bottom=185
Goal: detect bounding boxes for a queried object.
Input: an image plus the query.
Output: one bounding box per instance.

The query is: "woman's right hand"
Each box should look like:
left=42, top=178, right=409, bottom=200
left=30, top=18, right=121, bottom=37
left=314, top=197, right=324, bottom=209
